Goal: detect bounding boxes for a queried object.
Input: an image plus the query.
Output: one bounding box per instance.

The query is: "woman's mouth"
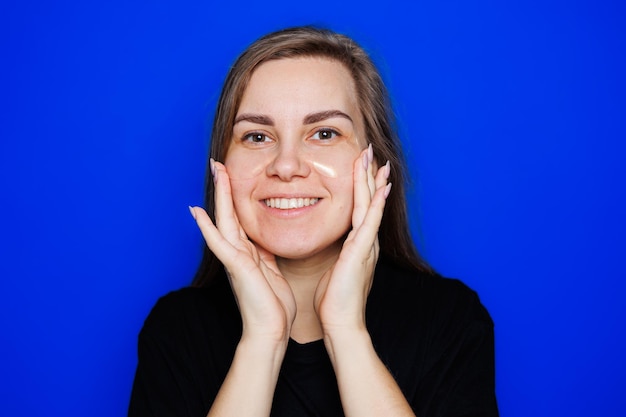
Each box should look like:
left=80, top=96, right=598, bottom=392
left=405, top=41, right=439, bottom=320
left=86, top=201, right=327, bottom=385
left=264, top=197, right=320, bottom=209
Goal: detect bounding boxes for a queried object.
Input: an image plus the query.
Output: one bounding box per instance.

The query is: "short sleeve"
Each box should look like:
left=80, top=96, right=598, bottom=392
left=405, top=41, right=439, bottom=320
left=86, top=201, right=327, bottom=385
left=128, top=309, right=209, bottom=417
left=417, top=290, right=498, bottom=417
left=367, top=264, right=499, bottom=417
left=127, top=285, right=239, bottom=417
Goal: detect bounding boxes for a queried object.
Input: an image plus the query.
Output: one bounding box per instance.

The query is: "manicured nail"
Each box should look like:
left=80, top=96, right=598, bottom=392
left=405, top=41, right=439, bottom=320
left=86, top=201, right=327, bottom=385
left=368, top=143, right=374, bottom=164
left=188, top=206, right=197, bottom=220
left=384, top=160, right=391, bottom=179
left=362, top=152, right=369, bottom=170
left=212, top=163, right=219, bottom=184
left=384, top=183, right=392, bottom=199
left=209, top=158, right=215, bottom=176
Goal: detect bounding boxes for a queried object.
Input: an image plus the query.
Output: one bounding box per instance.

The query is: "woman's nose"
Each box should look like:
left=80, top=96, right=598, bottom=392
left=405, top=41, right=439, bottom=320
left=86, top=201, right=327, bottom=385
left=266, top=141, right=311, bottom=181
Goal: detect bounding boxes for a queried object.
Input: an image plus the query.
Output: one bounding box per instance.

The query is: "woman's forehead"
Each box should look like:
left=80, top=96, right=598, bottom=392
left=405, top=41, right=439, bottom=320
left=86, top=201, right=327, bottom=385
left=235, top=57, right=363, bottom=136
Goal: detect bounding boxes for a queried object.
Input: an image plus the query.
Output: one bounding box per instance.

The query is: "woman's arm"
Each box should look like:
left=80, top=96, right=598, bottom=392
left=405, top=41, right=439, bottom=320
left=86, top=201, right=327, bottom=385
left=206, top=337, right=286, bottom=417
left=314, top=146, right=415, bottom=416
left=324, top=328, right=415, bottom=417
left=190, top=160, right=297, bottom=417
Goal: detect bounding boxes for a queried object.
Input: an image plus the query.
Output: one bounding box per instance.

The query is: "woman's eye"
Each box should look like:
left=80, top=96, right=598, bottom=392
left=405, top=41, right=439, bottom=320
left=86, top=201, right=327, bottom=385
left=243, top=133, right=270, bottom=143
left=311, top=129, right=339, bottom=141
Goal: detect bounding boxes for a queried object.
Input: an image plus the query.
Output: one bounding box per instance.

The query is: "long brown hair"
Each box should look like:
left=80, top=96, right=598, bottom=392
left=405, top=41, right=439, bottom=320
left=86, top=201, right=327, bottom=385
left=192, top=26, right=432, bottom=287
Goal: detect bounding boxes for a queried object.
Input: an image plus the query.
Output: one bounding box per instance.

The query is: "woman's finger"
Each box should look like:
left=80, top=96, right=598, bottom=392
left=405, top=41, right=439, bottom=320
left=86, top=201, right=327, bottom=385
left=351, top=146, right=373, bottom=228
left=366, top=143, right=376, bottom=198
left=189, top=206, right=240, bottom=267
left=375, top=160, right=390, bottom=194
left=212, top=159, right=246, bottom=243
left=349, top=168, right=391, bottom=260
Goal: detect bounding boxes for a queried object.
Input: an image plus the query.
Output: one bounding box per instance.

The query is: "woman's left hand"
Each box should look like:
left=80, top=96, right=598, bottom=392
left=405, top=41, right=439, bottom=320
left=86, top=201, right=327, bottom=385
left=314, top=144, right=391, bottom=335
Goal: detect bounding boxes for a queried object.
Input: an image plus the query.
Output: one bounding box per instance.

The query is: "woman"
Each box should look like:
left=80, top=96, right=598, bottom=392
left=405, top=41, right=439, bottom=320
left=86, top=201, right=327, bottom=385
left=129, top=26, right=498, bottom=416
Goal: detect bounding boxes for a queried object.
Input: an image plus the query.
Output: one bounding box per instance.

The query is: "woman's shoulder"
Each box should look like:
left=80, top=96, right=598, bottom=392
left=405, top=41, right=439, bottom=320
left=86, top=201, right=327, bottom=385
left=368, top=259, right=495, bottom=377
left=140, top=276, right=238, bottom=335
left=370, top=260, right=498, bottom=415
left=370, top=258, right=492, bottom=325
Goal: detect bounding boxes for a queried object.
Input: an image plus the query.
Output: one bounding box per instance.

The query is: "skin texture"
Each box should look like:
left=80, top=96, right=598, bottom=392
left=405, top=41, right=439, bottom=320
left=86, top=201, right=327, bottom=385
left=189, top=57, right=414, bottom=417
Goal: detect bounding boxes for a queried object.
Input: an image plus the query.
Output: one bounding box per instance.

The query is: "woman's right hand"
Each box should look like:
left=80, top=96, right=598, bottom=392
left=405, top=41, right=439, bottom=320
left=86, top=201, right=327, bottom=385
left=189, top=159, right=296, bottom=347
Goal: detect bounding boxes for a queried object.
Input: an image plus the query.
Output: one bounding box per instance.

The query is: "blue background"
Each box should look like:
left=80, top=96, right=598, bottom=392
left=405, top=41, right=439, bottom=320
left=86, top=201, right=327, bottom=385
left=1, top=1, right=625, bottom=416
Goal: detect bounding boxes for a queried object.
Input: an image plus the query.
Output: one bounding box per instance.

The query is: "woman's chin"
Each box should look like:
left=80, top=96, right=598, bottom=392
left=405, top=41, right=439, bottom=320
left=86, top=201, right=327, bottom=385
left=256, top=238, right=344, bottom=263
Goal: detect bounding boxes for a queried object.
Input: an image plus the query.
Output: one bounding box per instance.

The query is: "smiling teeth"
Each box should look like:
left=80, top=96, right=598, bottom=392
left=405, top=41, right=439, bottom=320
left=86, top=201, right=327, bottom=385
left=264, top=197, right=319, bottom=209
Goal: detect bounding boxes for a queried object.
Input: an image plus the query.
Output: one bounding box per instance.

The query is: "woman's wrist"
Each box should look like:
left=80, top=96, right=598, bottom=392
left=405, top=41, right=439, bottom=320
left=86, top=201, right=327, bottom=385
left=236, top=334, right=290, bottom=372
left=239, top=329, right=290, bottom=352
left=239, top=313, right=293, bottom=348
left=322, top=325, right=373, bottom=366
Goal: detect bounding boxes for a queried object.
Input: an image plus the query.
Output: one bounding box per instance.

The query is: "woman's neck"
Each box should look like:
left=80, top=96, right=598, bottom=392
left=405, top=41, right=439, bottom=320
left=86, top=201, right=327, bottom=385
left=275, top=241, right=342, bottom=343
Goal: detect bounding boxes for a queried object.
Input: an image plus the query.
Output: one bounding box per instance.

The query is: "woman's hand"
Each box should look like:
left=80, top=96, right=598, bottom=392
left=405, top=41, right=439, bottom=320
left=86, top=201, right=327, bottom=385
left=314, top=144, right=391, bottom=336
left=313, top=147, right=414, bottom=417
left=189, top=159, right=297, bottom=346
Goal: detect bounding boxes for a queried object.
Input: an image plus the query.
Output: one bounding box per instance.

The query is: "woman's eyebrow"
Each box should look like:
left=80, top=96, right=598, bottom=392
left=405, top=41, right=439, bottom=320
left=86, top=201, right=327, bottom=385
left=234, top=113, right=274, bottom=125
left=234, top=110, right=353, bottom=126
left=304, top=110, right=353, bottom=125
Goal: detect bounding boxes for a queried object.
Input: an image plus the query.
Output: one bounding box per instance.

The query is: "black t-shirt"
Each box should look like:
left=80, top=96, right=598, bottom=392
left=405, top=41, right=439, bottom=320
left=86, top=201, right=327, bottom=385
left=129, top=260, right=498, bottom=416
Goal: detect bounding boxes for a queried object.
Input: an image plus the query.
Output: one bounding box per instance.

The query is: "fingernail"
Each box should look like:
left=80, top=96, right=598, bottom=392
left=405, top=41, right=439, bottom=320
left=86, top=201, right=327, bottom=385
left=209, top=158, right=215, bottom=176
left=211, top=163, right=219, bottom=184
left=368, top=143, right=374, bottom=164
left=385, top=160, right=391, bottom=179
left=188, top=205, right=197, bottom=220
left=384, top=183, right=392, bottom=199
left=362, top=152, right=369, bottom=170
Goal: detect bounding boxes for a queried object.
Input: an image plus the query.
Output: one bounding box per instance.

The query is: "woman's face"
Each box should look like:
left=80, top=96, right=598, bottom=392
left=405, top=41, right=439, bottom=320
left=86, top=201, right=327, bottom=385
left=224, top=57, right=366, bottom=260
